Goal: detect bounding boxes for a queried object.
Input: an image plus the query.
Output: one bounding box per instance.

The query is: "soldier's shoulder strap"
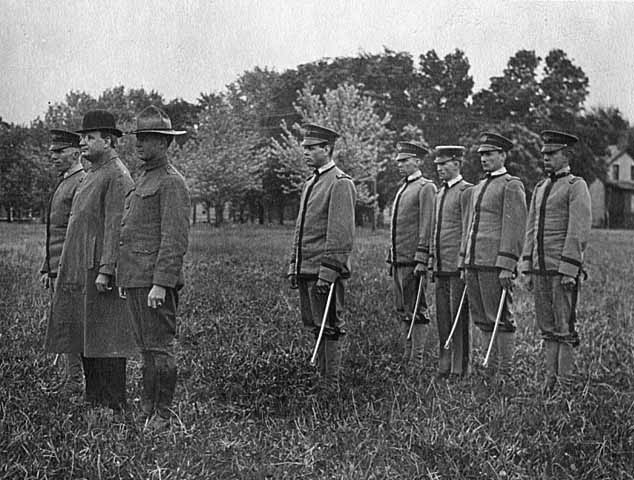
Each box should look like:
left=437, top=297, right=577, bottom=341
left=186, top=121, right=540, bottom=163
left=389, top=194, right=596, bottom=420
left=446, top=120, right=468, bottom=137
left=335, top=171, right=353, bottom=181
left=504, top=173, right=522, bottom=182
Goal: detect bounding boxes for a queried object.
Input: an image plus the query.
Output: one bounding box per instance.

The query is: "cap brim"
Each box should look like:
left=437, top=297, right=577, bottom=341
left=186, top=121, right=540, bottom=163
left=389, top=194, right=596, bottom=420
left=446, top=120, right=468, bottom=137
left=434, top=156, right=461, bottom=164
left=130, top=129, right=187, bottom=136
left=477, top=144, right=502, bottom=153
left=301, top=137, right=329, bottom=147
left=396, top=153, right=418, bottom=161
left=541, top=145, right=566, bottom=154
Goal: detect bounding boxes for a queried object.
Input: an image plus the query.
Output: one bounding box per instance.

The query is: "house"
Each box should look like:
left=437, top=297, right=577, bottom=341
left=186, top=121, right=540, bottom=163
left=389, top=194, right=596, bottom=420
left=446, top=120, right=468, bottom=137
left=589, top=146, right=634, bottom=229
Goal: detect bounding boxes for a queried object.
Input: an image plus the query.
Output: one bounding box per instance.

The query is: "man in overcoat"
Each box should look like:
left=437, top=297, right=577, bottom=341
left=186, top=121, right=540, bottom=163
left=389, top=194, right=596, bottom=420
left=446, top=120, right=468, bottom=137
left=461, top=132, right=526, bottom=380
left=429, top=146, right=472, bottom=379
left=40, top=129, right=86, bottom=395
left=118, top=106, right=190, bottom=426
left=520, top=130, right=591, bottom=393
left=45, top=110, right=135, bottom=411
left=288, top=124, right=356, bottom=391
left=387, top=141, right=436, bottom=369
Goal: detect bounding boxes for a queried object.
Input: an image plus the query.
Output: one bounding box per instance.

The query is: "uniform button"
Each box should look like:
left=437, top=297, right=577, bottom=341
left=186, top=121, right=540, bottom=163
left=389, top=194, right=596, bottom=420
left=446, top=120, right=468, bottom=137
left=119, top=241, right=124, bottom=246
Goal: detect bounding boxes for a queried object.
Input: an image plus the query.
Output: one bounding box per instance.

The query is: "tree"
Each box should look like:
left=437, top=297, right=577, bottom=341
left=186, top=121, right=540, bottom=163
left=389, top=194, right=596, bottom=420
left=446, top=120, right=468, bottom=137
left=272, top=83, right=394, bottom=228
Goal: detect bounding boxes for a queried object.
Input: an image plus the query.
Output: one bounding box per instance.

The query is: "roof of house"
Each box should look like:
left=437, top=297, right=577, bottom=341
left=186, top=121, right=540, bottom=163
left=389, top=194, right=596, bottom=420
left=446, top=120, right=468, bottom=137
left=607, top=145, right=634, bottom=166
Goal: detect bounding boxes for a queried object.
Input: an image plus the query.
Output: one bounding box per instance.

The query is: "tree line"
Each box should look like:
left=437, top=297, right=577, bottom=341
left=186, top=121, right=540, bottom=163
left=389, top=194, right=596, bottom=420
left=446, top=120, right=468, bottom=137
left=1, top=47, right=632, bottom=224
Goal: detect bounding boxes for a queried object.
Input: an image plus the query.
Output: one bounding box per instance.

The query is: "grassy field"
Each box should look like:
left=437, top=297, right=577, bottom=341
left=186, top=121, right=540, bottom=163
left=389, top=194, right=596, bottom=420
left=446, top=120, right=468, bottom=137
left=0, top=223, right=633, bottom=479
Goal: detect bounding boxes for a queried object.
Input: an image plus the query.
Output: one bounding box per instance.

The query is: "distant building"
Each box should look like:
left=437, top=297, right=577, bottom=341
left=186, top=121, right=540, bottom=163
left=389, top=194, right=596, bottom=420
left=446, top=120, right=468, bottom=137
left=589, top=146, right=634, bottom=229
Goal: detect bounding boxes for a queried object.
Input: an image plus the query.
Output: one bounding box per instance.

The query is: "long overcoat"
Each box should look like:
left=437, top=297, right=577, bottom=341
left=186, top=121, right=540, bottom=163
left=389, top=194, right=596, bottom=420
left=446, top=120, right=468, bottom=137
left=45, top=151, right=136, bottom=357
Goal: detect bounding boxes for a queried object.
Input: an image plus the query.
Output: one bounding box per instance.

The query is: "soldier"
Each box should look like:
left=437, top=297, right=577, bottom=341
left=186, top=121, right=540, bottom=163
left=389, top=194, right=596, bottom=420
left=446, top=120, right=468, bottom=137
left=287, top=124, right=356, bottom=391
left=520, top=130, right=591, bottom=393
left=387, top=141, right=436, bottom=368
left=461, top=132, right=526, bottom=381
left=118, top=106, right=190, bottom=427
left=46, top=110, right=136, bottom=411
left=40, top=129, right=86, bottom=396
left=429, top=146, right=472, bottom=379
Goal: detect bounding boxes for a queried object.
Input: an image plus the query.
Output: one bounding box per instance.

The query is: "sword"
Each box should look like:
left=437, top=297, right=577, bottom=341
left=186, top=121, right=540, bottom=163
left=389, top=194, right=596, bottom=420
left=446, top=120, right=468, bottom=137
left=483, top=288, right=507, bottom=367
left=444, top=286, right=467, bottom=350
left=310, top=282, right=336, bottom=366
left=407, top=277, right=426, bottom=340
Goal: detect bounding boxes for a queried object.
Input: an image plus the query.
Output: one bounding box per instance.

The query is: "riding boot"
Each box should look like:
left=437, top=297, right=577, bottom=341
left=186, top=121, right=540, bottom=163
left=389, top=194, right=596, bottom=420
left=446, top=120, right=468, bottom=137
left=497, top=331, right=515, bottom=378
left=155, top=354, right=177, bottom=419
left=557, top=343, right=575, bottom=388
left=400, top=321, right=412, bottom=366
left=542, top=340, right=559, bottom=394
left=141, top=353, right=157, bottom=417
left=410, top=323, right=426, bottom=370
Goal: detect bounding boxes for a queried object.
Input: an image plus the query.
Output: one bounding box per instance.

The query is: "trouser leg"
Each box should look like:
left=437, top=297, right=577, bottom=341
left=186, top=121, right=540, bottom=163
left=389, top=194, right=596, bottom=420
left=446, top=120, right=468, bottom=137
left=141, top=352, right=157, bottom=415
left=449, top=276, right=469, bottom=376
left=154, top=352, right=177, bottom=418
left=496, top=331, right=514, bottom=377
left=543, top=340, right=559, bottom=393
left=323, top=338, right=342, bottom=391
left=435, top=276, right=452, bottom=375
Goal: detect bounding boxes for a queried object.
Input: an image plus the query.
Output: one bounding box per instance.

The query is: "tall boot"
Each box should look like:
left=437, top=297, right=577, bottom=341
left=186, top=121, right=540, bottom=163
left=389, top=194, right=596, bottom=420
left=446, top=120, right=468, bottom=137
left=323, top=339, right=342, bottom=392
left=155, top=354, right=177, bottom=419
left=401, top=321, right=412, bottom=366
left=543, top=340, right=559, bottom=394
left=410, top=323, right=426, bottom=370
left=496, top=331, right=515, bottom=378
left=141, top=353, right=158, bottom=417
left=481, top=331, right=496, bottom=379
left=557, top=343, right=575, bottom=387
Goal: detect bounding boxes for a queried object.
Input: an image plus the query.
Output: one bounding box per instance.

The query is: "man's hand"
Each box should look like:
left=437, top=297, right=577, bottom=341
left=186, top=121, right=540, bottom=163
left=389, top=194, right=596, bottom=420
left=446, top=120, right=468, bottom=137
left=414, top=263, right=427, bottom=278
left=288, top=274, right=298, bottom=290
left=522, top=273, right=533, bottom=291
left=387, top=263, right=393, bottom=277
left=95, top=273, right=112, bottom=293
left=499, top=269, right=514, bottom=290
left=148, top=285, right=167, bottom=309
left=560, top=274, right=576, bottom=291
left=118, top=287, right=127, bottom=299
left=40, top=274, right=52, bottom=291
left=460, top=270, right=466, bottom=282
left=314, top=278, right=332, bottom=296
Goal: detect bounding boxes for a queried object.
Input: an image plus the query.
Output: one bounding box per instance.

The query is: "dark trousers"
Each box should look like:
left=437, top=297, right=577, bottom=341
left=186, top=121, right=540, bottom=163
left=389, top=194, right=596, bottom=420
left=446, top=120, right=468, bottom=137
left=82, top=356, right=127, bottom=410
left=126, top=287, right=178, bottom=418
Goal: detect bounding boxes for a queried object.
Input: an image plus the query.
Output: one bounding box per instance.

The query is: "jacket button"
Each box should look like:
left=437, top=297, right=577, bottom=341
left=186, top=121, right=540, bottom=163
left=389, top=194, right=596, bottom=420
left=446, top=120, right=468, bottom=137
left=119, top=241, right=124, bottom=246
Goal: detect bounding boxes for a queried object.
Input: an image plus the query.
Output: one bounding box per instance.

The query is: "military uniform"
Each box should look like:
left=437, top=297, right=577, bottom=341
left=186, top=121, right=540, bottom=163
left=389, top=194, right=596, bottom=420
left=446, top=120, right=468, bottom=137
left=119, top=105, right=190, bottom=421
left=288, top=124, right=356, bottom=389
left=386, top=141, right=436, bottom=368
left=429, top=146, right=472, bottom=377
left=40, top=129, right=86, bottom=393
left=520, top=130, right=591, bottom=390
left=461, top=133, right=527, bottom=377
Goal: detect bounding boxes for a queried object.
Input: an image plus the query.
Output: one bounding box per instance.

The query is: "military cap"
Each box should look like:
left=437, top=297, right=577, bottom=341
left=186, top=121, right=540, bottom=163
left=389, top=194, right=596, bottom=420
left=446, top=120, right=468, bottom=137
left=76, top=110, right=123, bottom=137
left=301, top=123, right=340, bottom=146
left=129, top=105, right=186, bottom=136
left=477, top=132, right=513, bottom=153
left=540, top=130, right=578, bottom=154
left=434, top=145, right=465, bottom=164
left=49, top=129, right=80, bottom=152
left=396, top=141, right=430, bottom=161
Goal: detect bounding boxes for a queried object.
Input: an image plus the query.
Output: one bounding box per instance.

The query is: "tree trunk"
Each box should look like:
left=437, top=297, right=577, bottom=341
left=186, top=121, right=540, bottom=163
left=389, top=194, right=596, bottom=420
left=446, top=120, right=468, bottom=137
left=191, top=203, right=197, bottom=225
left=214, top=203, right=224, bottom=227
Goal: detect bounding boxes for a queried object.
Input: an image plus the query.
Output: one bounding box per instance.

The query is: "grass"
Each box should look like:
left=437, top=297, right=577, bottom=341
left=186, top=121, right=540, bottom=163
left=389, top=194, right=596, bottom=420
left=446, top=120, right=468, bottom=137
left=0, top=223, right=633, bottom=479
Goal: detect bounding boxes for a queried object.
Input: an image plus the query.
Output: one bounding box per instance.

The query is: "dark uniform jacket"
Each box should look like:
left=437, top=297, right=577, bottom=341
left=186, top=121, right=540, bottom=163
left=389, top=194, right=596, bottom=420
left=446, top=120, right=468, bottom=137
left=40, top=163, right=85, bottom=277
left=118, top=158, right=190, bottom=289
left=388, top=171, right=437, bottom=266
left=520, top=168, right=591, bottom=278
left=46, top=151, right=136, bottom=356
left=430, top=175, right=473, bottom=275
left=461, top=169, right=527, bottom=271
left=288, top=161, right=356, bottom=283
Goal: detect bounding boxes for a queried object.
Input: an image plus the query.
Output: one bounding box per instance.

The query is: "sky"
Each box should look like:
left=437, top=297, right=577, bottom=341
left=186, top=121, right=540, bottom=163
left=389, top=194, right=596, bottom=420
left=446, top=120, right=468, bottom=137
left=2, top=0, right=634, bottom=125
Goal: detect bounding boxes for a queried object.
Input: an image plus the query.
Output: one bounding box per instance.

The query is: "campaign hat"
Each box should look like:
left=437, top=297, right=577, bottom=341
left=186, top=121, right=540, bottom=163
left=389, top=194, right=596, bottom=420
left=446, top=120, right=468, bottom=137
left=301, top=123, right=340, bottom=147
left=76, top=110, right=123, bottom=137
left=540, top=130, right=578, bottom=154
left=129, top=105, right=186, bottom=136
left=434, top=145, right=465, bottom=164
left=49, top=129, right=80, bottom=152
left=477, top=132, right=513, bottom=153
left=396, top=141, right=430, bottom=161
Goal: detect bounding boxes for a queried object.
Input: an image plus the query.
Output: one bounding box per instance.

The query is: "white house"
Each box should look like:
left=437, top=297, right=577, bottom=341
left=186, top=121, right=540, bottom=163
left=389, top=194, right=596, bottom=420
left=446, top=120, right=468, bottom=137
left=589, top=146, right=634, bottom=228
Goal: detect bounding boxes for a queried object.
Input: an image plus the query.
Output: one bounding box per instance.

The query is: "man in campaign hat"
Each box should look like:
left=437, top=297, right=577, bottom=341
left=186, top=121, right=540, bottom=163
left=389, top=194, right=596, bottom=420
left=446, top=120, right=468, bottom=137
left=429, top=146, right=473, bottom=379
left=461, top=132, right=526, bottom=383
left=387, top=141, right=436, bottom=370
left=118, top=105, right=190, bottom=427
left=46, top=110, right=135, bottom=412
left=288, top=123, right=356, bottom=392
left=40, top=129, right=86, bottom=396
left=520, top=130, right=591, bottom=394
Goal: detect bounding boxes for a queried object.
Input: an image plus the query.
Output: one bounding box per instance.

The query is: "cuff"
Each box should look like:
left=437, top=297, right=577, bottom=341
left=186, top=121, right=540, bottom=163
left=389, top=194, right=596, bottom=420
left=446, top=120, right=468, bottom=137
left=495, top=251, right=518, bottom=271
left=414, top=251, right=429, bottom=264
left=99, top=263, right=115, bottom=276
left=318, top=265, right=339, bottom=283
left=558, top=256, right=581, bottom=278
left=152, top=272, right=178, bottom=289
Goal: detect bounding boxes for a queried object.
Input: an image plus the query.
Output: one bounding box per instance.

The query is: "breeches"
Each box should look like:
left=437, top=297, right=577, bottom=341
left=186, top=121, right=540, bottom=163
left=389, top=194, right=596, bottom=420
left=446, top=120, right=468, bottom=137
left=298, top=278, right=345, bottom=339
left=465, top=269, right=515, bottom=333
left=392, top=265, right=427, bottom=324
left=533, top=275, right=579, bottom=346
